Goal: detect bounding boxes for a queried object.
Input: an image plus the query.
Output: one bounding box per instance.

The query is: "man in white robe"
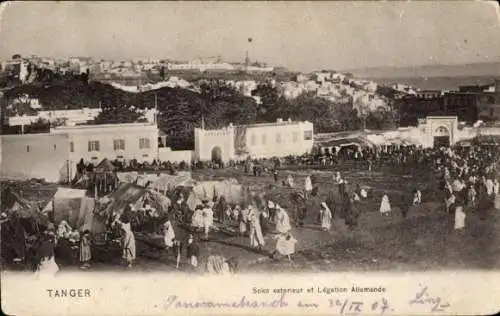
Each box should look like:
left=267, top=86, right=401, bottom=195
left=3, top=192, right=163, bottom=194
left=273, top=233, right=297, bottom=262
left=454, top=205, right=466, bottom=230
left=163, top=219, right=175, bottom=248
left=248, top=206, right=265, bottom=249
left=202, top=202, right=214, bottom=239
left=413, top=190, right=422, bottom=205
left=304, top=176, right=313, bottom=200
left=275, top=205, right=291, bottom=234
left=319, top=202, right=332, bottom=231
left=379, top=194, right=391, bottom=216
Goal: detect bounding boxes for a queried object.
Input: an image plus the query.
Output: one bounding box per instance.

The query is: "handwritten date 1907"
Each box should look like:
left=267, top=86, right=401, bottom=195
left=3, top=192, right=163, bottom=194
left=328, top=298, right=391, bottom=315
left=409, top=285, right=450, bottom=312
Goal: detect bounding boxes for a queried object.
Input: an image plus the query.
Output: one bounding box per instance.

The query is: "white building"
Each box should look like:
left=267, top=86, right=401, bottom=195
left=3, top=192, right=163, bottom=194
left=167, top=61, right=235, bottom=72
left=1, top=123, right=160, bottom=182
left=1, top=133, right=71, bottom=183
left=8, top=107, right=103, bottom=126
left=50, top=123, right=159, bottom=177
left=194, top=119, right=314, bottom=162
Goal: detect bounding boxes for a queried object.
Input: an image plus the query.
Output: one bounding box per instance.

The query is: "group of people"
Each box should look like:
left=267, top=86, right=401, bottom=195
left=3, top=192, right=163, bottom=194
left=436, top=146, right=499, bottom=231
left=7, top=140, right=497, bottom=277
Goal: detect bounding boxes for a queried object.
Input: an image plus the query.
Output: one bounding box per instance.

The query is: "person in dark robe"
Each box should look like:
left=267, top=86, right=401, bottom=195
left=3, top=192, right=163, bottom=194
left=401, top=191, right=412, bottom=219
left=216, top=196, right=228, bottom=223
left=259, top=211, right=269, bottom=236
left=342, top=192, right=358, bottom=229
left=476, top=182, right=489, bottom=220
left=54, top=221, right=77, bottom=267
left=273, top=169, right=279, bottom=183
left=297, top=207, right=307, bottom=228
left=11, top=213, right=27, bottom=262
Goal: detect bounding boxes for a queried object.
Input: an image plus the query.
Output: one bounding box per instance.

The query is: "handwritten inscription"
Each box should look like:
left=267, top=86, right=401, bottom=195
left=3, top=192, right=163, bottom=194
left=163, top=294, right=289, bottom=309
left=159, top=285, right=449, bottom=314
left=329, top=298, right=391, bottom=315
left=409, top=285, right=450, bottom=312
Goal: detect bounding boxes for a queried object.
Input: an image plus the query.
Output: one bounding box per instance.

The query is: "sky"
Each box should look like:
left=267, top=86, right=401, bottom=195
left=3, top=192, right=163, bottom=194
left=0, top=1, right=499, bottom=72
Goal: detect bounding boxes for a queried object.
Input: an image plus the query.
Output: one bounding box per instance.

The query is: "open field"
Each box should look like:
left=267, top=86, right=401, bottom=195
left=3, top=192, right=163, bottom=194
left=10, top=161, right=493, bottom=274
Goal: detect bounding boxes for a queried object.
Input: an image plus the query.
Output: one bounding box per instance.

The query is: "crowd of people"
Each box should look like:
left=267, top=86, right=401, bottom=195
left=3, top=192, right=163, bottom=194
left=3, top=139, right=498, bottom=276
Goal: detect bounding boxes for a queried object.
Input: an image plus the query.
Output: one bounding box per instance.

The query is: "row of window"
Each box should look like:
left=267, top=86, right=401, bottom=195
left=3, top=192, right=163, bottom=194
left=24, top=138, right=151, bottom=153
left=26, top=144, right=57, bottom=152
left=67, top=138, right=151, bottom=153
left=249, top=131, right=313, bottom=146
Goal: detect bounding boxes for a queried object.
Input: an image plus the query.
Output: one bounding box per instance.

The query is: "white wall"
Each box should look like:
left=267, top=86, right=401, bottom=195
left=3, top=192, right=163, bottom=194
left=245, top=122, right=314, bottom=158
left=194, top=127, right=234, bottom=162
left=194, top=121, right=314, bottom=162
left=1, top=134, right=70, bottom=183
left=158, top=148, right=193, bottom=163
left=51, top=123, right=159, bottom=175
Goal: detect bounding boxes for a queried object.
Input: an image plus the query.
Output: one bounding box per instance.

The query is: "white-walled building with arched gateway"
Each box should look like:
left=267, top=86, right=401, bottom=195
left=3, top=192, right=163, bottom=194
left=194, top=119, right=315, bottom=162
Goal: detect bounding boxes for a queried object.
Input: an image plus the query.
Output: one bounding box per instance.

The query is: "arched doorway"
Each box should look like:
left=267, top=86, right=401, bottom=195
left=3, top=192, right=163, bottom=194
left=433, top=126, right=450, bottom=148
left=211, top=146, right=222, bottom=164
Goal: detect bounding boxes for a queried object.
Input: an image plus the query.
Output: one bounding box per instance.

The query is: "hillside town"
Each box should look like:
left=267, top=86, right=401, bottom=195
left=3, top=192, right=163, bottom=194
left=1, top=2, right=500, bottom=280
left=1, top=51, right=499, bottom=277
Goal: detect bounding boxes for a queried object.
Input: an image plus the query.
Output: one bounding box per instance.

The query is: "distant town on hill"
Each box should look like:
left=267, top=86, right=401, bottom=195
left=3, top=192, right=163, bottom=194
left=1, top=54, right=499, bottom=150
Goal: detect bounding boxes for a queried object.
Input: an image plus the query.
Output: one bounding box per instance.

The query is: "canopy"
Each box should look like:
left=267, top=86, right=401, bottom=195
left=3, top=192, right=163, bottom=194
left=41, top=187, right=89, bottom=227
left=147, top=174, right=196, bottom=192
left=116, top=172, right=139, bottom=184
left=315, top=136, right=375, bottom=149
left=0, top=186, right=50, bottom=228
left=95, top=158, right=116, bottom=173
left=473, top=135, right=500, bottom=145
left=192, top=180, right=244, bottom=204
left=101, top=183, right=171, bottom=216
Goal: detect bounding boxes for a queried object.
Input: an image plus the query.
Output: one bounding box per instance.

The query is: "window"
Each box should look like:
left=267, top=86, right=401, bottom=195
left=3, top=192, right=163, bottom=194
left=250, top=134, right=256, bottom=146
left=261, top=134, right=266, bottom=145
left=139, top=138, right=150, bottom=149
left=70, top=142, right=74, bottom=153
left=88, top=140, right=100, bottom=152
left=292, top=132, right=298, bottom=143
left=304, top=130, right=313, bottom=140
left=113, top=139, right=125, bottom=151
left=276, top=133, right=282, bottom=144
left=491, top=108, right=495, bottom=117
left=26, top=145, right=30, bottom=152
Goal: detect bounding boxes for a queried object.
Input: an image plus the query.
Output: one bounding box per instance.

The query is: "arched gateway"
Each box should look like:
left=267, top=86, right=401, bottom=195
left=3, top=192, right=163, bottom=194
left=211, top=146, right=222, bottom=163
left=433, top=126, right=450, bottom=148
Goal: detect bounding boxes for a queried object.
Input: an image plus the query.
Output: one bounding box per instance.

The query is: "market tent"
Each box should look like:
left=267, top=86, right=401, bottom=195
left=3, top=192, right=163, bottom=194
left=101, top=183, right=171, bottom=216
left=147, top=173, right=196, bottom=193
left=1, top=187, right=49, bottom=225
left=0, top=187, right=51, bottom=245
left=136, top=174, right=161, bottom=187
left=116, top=172, right=139, bottom=184
left=95, top=158, right=116, bottom=173
left=41, top=187, right=88, bottom=227
left=315, top=136, right=375, bottom=149
left=473, top=135, right=500, bottom=145
left=192, top=179, right=244, bottom=204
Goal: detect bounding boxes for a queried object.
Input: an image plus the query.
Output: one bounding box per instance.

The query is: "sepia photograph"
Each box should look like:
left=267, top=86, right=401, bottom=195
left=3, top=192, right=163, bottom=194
left=1, top=1, right=500, bottom=315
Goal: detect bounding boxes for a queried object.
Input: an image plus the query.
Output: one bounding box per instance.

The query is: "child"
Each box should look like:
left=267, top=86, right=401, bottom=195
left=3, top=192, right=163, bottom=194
left=79, top=230, right=92, bottom=269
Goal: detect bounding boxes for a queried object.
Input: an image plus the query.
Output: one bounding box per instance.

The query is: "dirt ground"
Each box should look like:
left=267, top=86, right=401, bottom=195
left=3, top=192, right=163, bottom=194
left=50, top=162, right=500, bottom=273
